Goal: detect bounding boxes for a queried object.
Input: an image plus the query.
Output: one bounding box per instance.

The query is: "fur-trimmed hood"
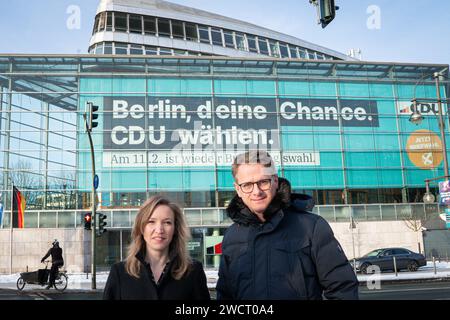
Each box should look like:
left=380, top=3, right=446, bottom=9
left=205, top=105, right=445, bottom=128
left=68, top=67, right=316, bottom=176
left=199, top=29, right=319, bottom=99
left=226, top=177, right=315, bottom=226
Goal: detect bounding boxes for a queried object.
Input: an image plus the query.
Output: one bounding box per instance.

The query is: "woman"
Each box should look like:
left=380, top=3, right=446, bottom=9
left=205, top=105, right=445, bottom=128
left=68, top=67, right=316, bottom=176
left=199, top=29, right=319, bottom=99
left=103, top=195, right=210, bottom=300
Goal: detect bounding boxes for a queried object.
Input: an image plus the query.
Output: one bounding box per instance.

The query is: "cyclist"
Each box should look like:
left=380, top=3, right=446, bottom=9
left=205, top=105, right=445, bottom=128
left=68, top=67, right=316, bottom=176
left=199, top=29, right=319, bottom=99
left=41, top=240, right=64, bottom=289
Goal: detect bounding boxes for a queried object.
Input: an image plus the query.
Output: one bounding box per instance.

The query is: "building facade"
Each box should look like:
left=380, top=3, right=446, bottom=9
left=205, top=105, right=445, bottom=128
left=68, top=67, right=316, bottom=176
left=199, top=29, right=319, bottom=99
left=0, top=55, right=449, bottom=272
left=89, top=0, right=353, bottom=60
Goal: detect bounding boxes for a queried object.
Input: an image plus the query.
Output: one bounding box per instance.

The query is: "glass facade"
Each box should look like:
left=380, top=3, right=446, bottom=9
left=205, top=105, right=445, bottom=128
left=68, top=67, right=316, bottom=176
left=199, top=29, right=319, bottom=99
left=0, top=55, right=448, bottom=266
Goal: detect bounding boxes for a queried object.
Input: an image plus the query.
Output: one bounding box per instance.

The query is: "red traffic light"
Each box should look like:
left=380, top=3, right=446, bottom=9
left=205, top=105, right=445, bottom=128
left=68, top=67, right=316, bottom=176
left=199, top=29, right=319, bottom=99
left=84, top=212, right=92, bottom=230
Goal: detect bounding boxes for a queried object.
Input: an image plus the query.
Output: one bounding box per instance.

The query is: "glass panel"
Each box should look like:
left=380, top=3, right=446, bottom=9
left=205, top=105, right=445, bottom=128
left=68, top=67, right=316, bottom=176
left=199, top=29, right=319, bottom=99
left=316, top=53, right=325, bottom=60
left=269, top=41, right=280, bottom=57
left=351, top=206, right=367, bottom=221
left=298, top=48, right=307, bottom=58
left=308, top=51, right=316, bottom=59
left=129, top=14, right=142, bottom=34
left=39, top=212, right=57, bottom=228
left=25, top=211, right=38, bottom=228
left=397, top=205, right=413, bottom=219
left=247, top=35, right=258, bottom=53
left=258, top=38, right=269, bottom=55
left=114, top=12, right=127, bottom=32
left=223, top=30, right=234, bottom=48
left=198, top=25, right=210, bottom=44
left=106, top=12, right=113, bottom=31
left=366, top=205, right=381, bottom=221
left=104, top=42, right=113, bottom=54
left=144, top=16, right=156, bottom=34
left=159, top=48, right=172, bottom=55
left=158, top=18, right=171, bottom=37
left=185, top=209, right=201, bottom=225
left=93, top=15, right=100, bottom=34
left=145, top=46, right=158, bottom=55
left=115, top=43, right=128, bottom=54
left=380, top=205, right=397, bottom=220
left=335, top=206, right=351, bottom=222
left=318, top=206, right=335, bottom=222
left=279, top=43, right=289, bottom=58
left=112, top=211, right=130, bottom=227
left=235, top=33, right=246, bottom=51
left=172, top=20, right=184, bottom=39
left=202, top=209, right=218, bottom=225
left=94, top=44, right=103, bottom=54
left=130, top=45, right=143, bottom=55
left=98, top=12, right=106, bottom=32
left=185, top=23, right=198, bottom=41
left=57, top=211, right=75, bottom=228
left=289, top=45, right=298, bottom=58
left=211, top=28, right=223, bottom=46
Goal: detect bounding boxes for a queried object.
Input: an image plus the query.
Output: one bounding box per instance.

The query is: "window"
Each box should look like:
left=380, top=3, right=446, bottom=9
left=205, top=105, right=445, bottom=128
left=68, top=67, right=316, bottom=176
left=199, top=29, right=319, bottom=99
left=93, top=15, right=100, bottom=34
left=114, top=12, right=127, bottom=32
left=223, top=30, right=235, bottom=48
left=94, top=44, right=103, bottom=54
left=279, top=43, right=289, bottom=58
left=158, top=18, right=171, bottom=37
left=289, top=45, right=298, bottom=58
left=269, top=41, right=280, bottom=57
left=104, top=42, right=113, bottom=54
left=145, top=46, right=158, bottom=55
left=247, top=35, right=258, bottom=53
left=235, top=33, right=246, bottom=51
left=144, top=16, right=156, bottom=35
left=298, top=48, right=307, bottom=59
left=98, top=12, right=106, bottom=32
left=308, top=51, right=316, bottom=59
left=174, top=49, right=186, bottom=56
left=159, top=48, right=173, bottom=55
left=129, top=14, right=142, bottom=34
left=198, top=25, right=210, bottom=44
left=130, top=45, right=143, bottom=55
left=115, top=43, right=128, bottom=54
left=393, top=249, right=410, bottom=255
left=172, top=20, right=184, bottom=39
left=106, top=12, right=113, bottom=31
left=258, top=38, right=269, bottom=55
left=185, top=23, right=198, bottom=41
left=316, top=53, right=325, bottom=60
left=211, top=28, right=223, bottom=46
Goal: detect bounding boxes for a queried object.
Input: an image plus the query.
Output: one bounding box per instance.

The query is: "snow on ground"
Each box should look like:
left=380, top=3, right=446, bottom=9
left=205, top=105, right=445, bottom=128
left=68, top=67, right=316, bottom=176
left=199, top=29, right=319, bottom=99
left=1, top=261, right=450, bottom=290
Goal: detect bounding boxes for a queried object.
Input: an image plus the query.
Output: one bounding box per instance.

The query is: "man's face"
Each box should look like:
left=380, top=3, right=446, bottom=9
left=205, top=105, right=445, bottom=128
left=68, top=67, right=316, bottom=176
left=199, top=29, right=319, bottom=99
left=234, top=164, right=278, bottom=216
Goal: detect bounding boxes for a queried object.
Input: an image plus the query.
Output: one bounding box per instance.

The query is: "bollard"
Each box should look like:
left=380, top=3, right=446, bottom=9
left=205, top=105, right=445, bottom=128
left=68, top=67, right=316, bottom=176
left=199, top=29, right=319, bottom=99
left=86, top=272, right=89, bottom=279
left=393, top=256, right=398, bottom=277
left=353, top=258, right=357, bottom=274
left=433, top=257, right=437, bottom=275
left=26, top=265, right=28, bottom=272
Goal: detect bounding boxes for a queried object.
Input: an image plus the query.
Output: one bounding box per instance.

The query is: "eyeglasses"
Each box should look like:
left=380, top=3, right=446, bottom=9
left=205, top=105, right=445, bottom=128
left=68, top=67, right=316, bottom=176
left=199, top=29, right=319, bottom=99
left=237, top=178, right=273, bottom=194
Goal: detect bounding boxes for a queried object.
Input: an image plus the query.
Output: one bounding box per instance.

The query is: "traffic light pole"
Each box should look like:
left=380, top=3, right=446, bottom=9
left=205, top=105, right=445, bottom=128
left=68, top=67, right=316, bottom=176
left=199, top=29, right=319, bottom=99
left=84, top=109, right=97, bottom=290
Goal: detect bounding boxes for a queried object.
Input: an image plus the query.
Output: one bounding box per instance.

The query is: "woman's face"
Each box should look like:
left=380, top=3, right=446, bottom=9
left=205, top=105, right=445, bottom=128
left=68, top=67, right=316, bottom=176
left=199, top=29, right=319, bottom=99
left=143, top=205, right=175, bottom=255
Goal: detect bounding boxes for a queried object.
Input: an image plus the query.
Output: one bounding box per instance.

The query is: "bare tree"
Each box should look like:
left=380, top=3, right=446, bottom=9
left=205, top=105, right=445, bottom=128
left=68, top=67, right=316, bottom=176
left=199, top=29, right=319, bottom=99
left=6, top=160, right=41, bottom=208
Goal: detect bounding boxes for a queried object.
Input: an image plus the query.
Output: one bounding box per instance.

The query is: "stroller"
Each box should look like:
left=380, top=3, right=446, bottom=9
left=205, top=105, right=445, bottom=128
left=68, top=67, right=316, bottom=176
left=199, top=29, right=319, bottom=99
left=17, top=260, right=68, bottom=291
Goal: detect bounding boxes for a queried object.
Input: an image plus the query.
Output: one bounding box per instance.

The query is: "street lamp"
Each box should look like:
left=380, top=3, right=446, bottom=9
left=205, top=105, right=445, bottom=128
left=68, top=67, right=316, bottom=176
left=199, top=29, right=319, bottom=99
left=409, top=71, right=450, bottom=202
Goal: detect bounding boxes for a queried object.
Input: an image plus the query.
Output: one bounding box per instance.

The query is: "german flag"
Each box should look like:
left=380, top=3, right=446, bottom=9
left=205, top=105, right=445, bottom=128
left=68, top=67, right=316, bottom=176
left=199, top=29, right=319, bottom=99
left=12, top=186, right=26, bottom=228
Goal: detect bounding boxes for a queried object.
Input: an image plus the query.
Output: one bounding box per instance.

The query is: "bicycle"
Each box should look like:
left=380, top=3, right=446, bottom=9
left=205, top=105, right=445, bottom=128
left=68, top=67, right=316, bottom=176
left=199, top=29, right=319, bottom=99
left=17, top=260, right=68, bottom=292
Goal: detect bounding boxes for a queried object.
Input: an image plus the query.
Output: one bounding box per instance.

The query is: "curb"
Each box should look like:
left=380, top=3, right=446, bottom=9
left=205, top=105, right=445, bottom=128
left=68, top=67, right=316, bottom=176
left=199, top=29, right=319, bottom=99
left=358, top=277, right=450, bottom=286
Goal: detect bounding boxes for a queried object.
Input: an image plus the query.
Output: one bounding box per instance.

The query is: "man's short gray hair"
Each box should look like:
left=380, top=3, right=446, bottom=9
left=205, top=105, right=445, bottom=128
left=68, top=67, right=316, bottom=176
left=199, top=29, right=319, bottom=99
left=232, top=150, right=277, bottom=179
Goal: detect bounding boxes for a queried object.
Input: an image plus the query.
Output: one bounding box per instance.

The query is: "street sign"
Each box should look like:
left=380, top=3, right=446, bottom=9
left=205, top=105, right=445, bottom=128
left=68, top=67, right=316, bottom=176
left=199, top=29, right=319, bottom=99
left=94, top=174, right=99, bottom=190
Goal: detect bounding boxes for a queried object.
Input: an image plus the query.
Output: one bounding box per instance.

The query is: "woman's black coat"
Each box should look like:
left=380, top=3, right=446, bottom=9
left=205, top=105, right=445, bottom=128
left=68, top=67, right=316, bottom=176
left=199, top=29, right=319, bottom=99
left=103, top=257, right=210, bottom=300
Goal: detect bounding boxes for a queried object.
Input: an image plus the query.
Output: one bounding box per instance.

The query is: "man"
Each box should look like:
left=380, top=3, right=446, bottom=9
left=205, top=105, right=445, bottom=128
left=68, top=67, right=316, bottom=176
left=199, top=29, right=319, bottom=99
left=41, top=239, right=64, bottom=289
left=216, top=150, right=358, bottom=300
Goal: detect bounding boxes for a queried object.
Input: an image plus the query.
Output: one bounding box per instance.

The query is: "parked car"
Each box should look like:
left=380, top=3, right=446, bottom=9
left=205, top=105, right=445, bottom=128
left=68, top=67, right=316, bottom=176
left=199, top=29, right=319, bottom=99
left=350, top=248, right=427, bottom=274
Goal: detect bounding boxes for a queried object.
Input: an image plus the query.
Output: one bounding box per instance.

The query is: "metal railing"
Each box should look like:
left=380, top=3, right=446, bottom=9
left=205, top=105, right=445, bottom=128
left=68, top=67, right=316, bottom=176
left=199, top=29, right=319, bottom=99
left=0, top=202, right=439, bottom=229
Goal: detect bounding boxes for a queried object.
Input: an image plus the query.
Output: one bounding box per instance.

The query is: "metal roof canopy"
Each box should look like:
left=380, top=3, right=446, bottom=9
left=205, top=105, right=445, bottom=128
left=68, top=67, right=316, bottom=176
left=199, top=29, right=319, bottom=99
left=0, top=54, right=448, bottom=112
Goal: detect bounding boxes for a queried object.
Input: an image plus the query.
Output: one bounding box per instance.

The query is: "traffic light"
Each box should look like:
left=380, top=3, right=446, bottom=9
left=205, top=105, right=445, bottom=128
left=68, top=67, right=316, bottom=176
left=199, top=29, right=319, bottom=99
left=84, top=212, right=92, bottom=230
left=86, top=102, right=99, bottom=131
left=97, top=212, right=107, bottom=236
left=317, top=0, right=339, bottom=28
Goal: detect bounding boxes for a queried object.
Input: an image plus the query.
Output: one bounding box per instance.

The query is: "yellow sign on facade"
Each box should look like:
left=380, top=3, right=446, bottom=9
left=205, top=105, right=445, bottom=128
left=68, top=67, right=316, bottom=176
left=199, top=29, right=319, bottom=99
left=406, top=129, right=443, bottom=169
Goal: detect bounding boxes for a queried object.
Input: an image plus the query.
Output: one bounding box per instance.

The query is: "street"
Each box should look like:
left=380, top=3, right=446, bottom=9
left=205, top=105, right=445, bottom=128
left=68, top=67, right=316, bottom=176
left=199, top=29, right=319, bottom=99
left=1, top=281, right=450, bottom=300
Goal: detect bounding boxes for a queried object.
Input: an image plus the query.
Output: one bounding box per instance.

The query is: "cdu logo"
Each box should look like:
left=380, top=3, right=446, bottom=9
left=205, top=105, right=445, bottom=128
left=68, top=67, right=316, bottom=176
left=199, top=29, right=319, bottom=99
left=396, top=101, right=444, bottom=116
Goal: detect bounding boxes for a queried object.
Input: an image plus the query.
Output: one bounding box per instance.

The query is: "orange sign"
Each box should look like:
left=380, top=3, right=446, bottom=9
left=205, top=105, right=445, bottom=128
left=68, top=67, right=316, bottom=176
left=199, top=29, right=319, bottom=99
left=406, top=129, right=443, bottom=169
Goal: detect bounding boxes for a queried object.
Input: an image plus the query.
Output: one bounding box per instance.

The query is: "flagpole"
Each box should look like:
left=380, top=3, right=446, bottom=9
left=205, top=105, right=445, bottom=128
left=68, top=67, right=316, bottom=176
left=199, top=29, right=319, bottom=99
left=10, top=183, right=13, bottom=274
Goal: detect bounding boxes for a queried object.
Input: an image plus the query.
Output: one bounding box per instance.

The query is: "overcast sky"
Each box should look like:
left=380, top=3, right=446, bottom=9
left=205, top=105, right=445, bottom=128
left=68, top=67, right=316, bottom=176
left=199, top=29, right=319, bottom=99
left=0, top=0, right=448, bottom=64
